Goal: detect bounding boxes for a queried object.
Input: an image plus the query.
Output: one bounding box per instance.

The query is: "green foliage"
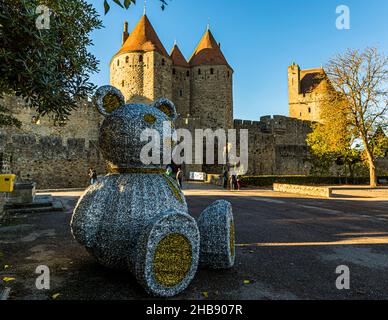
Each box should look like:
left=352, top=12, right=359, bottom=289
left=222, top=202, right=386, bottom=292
left=0, top=104, right=22, bottom=128
left=103, top=0, right=169, bottom=14
left=324, top=47, right=388, bottom=187
left=306, top=77, right=365, bottom=176
left=370, top=127, right=388, bottom=159
left=240, top=175, right=388, bottom=187
left=0, top=0, right=103, bottom=127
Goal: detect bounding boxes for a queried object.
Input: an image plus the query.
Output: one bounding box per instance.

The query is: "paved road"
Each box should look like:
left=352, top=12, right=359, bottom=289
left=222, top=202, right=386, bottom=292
left=1, top=184, right=388, bottom=300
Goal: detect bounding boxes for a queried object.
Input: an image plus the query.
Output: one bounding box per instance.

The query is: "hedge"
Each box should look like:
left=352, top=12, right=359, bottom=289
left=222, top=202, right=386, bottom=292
left=239, top=175, right=388, bottom=187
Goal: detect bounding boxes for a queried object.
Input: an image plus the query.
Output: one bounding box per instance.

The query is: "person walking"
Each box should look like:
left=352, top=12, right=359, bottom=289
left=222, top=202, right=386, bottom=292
left=236, top=176, right=241, bottom=191
left=89, top=168, right=98, bottom=185
left=231, top=174, right=237, bottom=191
left=223, top=170, right=228, bottom=189
left=176, top=168, right=184, bottom=189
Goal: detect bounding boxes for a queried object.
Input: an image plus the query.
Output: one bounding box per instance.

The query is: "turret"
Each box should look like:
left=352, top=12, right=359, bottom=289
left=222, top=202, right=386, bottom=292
left=122, top=21, right=129, bottom=45
left=110, top=15, right=172, bottom=104
left=188, top=28, right=233, bottom=130
left=288, top=63, right=300, bottom=100
left=170, top=43, right=191, bottom=117
left=288, top=63, right=330, bottom=122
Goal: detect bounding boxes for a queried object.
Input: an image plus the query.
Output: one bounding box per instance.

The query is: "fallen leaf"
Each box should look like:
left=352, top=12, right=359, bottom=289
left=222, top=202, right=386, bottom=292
left=4, top=265, right=11, bottom=270
left=202, top=292, right=209, bottom=298
left=52, top=293, right=61, bottom=300
left=2, top=277, right=16, bottom=282
left=243, top=280, right=251, bottom=285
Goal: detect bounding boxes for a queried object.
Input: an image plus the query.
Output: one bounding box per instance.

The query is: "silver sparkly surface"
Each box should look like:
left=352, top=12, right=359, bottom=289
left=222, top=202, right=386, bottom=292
left=198, top=200, right=236, bottom=269
left=93, top=85, right=125, bottom=117
left=99, top=100, right=177, bottom=170
left=134, top=209, right=200, bottom=297
left=71, top=85, right=235, bottom=297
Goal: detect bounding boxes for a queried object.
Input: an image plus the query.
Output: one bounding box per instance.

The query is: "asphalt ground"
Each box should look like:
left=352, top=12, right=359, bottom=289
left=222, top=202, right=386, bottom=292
left=1, top=183, right=387, bottom=300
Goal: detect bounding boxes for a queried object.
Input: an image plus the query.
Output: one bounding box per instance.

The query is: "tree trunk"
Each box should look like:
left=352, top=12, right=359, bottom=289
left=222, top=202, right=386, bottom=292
left=366, top=151, right=377, bottom=188
left=369, top=163, right=377, bottom=188
left=349, top=163, right=355, bottom=184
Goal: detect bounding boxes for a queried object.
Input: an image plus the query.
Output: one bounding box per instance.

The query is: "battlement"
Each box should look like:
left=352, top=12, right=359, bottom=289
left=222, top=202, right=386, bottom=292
left=233, top=119, right=260, bottom=130
left=234, top=115, right=312, bottom=134
left=0, top=132, right=105, bottom=189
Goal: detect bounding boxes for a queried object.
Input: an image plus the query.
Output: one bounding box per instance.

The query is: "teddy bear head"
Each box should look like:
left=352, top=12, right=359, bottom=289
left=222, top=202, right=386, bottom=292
left=94, top=86, right=178, bottom=171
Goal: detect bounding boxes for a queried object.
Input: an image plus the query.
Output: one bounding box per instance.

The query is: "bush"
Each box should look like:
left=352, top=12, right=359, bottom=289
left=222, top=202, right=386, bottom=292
left=240, top=175, right=388, bottom=187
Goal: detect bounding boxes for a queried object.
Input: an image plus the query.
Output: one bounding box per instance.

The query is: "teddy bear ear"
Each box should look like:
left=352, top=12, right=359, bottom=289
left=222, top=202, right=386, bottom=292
left=152, top=98, right=178, bottom=122
left=93, top=85, right=125, bottom=116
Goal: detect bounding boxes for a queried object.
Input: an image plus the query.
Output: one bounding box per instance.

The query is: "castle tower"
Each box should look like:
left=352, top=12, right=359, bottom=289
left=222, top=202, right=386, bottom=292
left=288, top=63, right=331, bottom=122
left=110, top=15, right=172, bottom=104
left=170, top=43, right=191, bottom=117
left=288, top=63, right=300, bottom=101
left=189, top=28, right=233, bottom=130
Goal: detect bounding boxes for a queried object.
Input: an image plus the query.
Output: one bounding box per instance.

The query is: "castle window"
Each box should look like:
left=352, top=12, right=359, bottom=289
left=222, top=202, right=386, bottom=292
left=139, top=55, right=143, bottom=63
left=179, top=89, right=183, bottom=97
left=227, top=71, right=230, bottom=78
left=198, top=69, right=201, bottom=75
left=122, top=80, right=125, bottom=87
left=172, top=68, right=176, bottom=75
left=300, top=112, right=302, bottom=117
left=210, top=68, right=214, bottom=75
left=308, top=107, right=311, bottom=113
left=126, top=56, right=129, bottom=63
left=162, top=59, right=165, bottom=66
left=186, top=70, right=190, bottom=77
left=117, top=59, right=120, bottom=66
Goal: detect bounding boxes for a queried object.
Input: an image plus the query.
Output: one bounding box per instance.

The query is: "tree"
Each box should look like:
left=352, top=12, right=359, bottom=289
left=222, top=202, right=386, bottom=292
left=0, top=0, right=102, bottom=127
left=103, top=0, right=168, bottom=14
left=306, top=94, right=362, bottom=179
left=310, top=47, right=388, bottom=187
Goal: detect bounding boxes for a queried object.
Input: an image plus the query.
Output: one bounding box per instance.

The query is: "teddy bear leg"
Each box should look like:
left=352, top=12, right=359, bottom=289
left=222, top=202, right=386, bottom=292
left=197, top=200, right=235, bottom=269
left=134, top=210, right=200, bottom=297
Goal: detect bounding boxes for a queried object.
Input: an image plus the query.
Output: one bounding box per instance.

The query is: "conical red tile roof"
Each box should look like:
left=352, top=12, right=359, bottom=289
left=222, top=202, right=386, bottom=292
left=189, top=30, right=229, bottom=67
left=170, top=44, right=189, bottom=67
left=114, top=15, right=169, bottom=58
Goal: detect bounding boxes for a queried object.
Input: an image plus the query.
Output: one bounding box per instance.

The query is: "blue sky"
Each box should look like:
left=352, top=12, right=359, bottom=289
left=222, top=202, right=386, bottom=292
left=87, top=0, right=388, bottom=120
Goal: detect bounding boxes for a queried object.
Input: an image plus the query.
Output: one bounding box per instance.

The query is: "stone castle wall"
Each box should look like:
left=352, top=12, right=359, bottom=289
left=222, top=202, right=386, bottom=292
left=110, top=51, right=174, bottom=104
left=172, top=66, right=191, bottom=118
left=153, top=53, right=173, bottom=101
left=234, top=116, right=312, bottom=176
left=111, top=51, right=233, bottom=131
left=0, top=96, right=106, bottom=189
left=288, top=64, right=331, bottom=122
left=190, top=65, right=233, bottom=130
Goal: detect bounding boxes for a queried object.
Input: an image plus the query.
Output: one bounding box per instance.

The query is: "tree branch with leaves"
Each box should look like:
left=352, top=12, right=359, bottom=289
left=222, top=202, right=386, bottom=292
left=103, top=0, right=168, bottom=14
left=0, top=0, right=103, bottom=127
left=309, top=47, right=388, bottom=187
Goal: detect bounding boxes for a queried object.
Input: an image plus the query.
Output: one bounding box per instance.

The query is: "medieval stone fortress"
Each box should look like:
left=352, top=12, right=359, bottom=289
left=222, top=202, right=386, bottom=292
left=0, top=14, right=386, bottom=189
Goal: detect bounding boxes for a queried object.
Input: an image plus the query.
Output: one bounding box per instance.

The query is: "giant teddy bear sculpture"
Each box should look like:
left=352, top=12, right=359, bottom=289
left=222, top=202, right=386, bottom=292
left=71, top=86, right=235, bottom=297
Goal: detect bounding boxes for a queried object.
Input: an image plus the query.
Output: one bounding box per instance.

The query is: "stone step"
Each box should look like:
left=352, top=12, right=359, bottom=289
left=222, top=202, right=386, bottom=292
left=4, top=195, right=54, bottom=210
left=5, top=200, right=64, bottom=214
